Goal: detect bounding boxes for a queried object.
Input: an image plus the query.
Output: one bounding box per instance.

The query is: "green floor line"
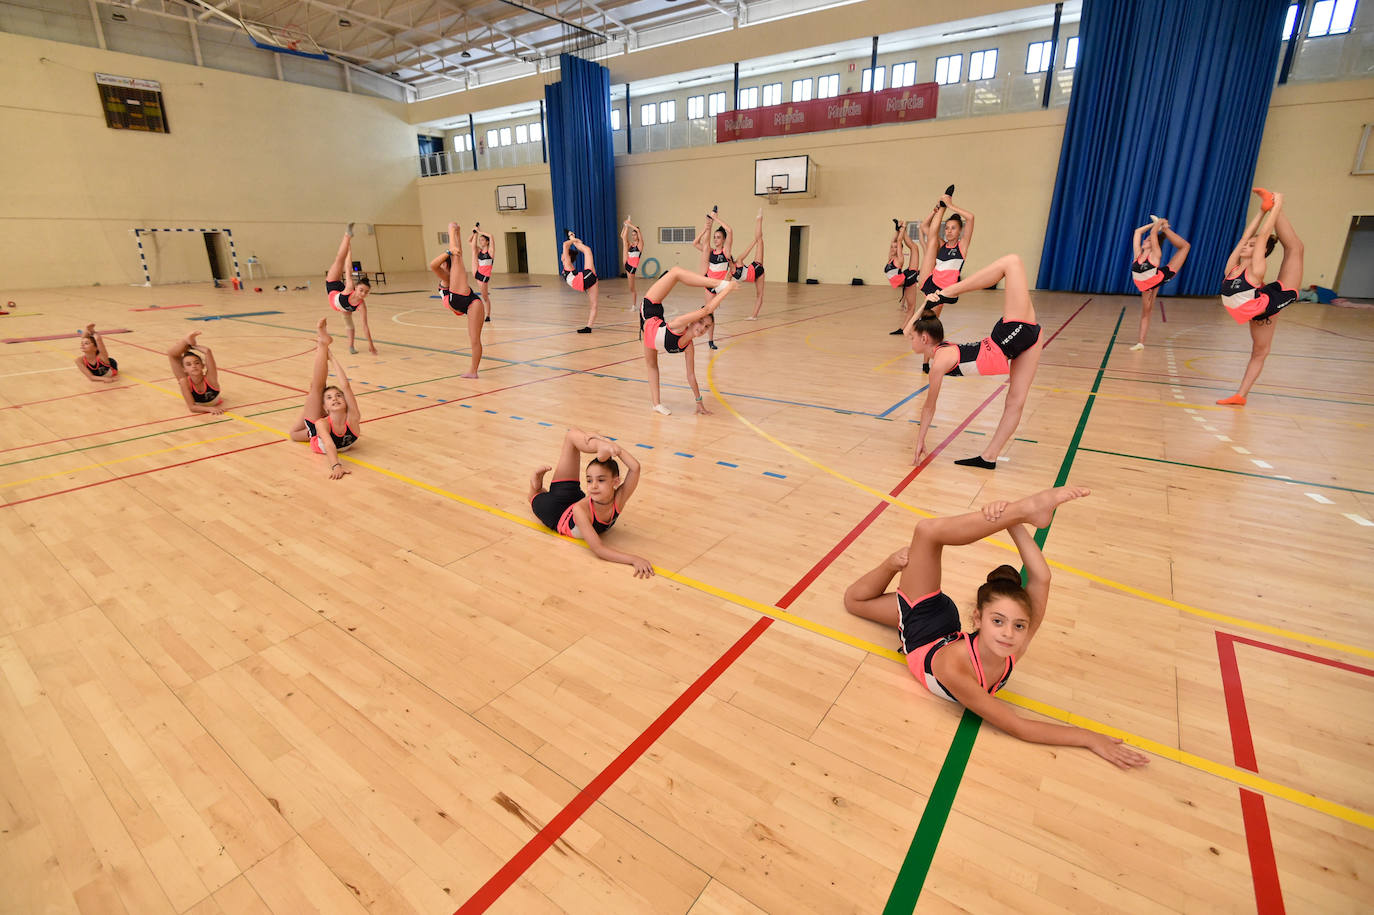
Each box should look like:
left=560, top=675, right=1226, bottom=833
left=883, top=306, right=1124, bottom=913
left=1102, top=374, right=1374, bottom=409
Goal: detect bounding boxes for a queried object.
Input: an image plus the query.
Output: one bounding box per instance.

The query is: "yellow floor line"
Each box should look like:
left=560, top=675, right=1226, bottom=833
left=704, top=339, right=1374, bottom=661
left=1, top=430, right=253, bottom=489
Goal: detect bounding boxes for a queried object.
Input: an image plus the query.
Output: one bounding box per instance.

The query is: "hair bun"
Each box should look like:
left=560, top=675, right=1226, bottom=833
left=986, top=564, right=1021, bottom=585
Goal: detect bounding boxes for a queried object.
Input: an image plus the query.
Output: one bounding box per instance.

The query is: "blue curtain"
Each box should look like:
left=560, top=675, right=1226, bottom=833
left=544, top=54, right=618, bottom=277
left=1037, top=0, right=1290, bottom=296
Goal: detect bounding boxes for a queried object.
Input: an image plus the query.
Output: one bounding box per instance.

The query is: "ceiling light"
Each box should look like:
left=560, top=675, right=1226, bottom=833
left=461, top=50, right=472, bottom=59
left=338, top=18, right=351, bottom=28
left=111, top=10, right=127, bottom=21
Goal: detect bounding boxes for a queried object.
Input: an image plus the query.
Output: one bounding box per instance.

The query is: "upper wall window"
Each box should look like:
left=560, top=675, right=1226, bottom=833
left=1307, top=0, right=1357, bottom=36
left=515, top=124, right=528, bottom=143
left=453, top=133, right=472, bottom=152
left=687, top=94, right=706, bottom=119
left=498, top=126, right=512, bottom=146
left=485, top=128, right=498, bottom=147
left=934, top=55, right=962, bottom=85
left=792, top=78, right=813, bottom=101
left=659, top=100, right=677, bottom=123
left=708, top=91, right=727, bottom=116
left=1064, top=36, right=1079, bottom=69
left=762, top=82, right=783, bottom=106
left=530, top=121, right=542, bottom=142
left=739, top=86, right=760, bottom=109
left=817, top=74, right=839, bottom=98
left=611, top=108, right=622, bottom=130
left=1026, top=40, right=1053, bottom=73
left=968, top=49, right=997, bottom=81
left=640, top=102, right=657, bottom=126
left=861, top=66, right=885, bottom=91
left=890, top=61, right=916, bottom=88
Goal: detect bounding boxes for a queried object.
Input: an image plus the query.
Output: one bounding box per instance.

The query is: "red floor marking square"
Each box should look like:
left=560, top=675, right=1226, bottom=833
left=1215, top=632, right=1374, bottom=914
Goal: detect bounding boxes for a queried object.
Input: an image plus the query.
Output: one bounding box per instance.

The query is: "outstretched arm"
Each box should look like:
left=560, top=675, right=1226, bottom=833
left=358, top=303, right=377, bottom=355
left=610, top=443, right=643, bottom=505
left=1248, top=195, right=1283, bottom=278
left=913, top=369, right=946, bottom=463
left=1132, top=223, right=1153, bottom=259
left=1225, top=210, right=1266, bottom=271
left=715, top=216, right=734, bottom=259
left=683, top=346, right=710, bottom=414
left=575, top=509, right=654, bottom=578
left=330, top=354, right=364, bottom=426
left=945, top=201, right=974, bottom=251
left=198, top=345, right=221, bottom=390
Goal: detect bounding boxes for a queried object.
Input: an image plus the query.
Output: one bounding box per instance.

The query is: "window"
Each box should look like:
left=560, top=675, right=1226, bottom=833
left=1065, top=36, right=1079, bottom=69
left=530, top=121, right=542, bottom=142
left=1308, top=0, right=1357, bottom=36
left=968, top=49, right=997, bottom=81
left=791, top=78, right=813, bottom=101
left=890, top=61, right=916, bottom=88
left=498, top=127, right=512, bottom=146
left=485, top=128, right=498, bottom=148
left=611, top=108, right=622, bottom=130
left=762, top=82, right=783, bottom=106
left=861, top=66, right=886, bottom=92
left=515, top=124, right=528, bottom=144
left=738, top=86, right=759, bottom=109
left=708, top=91, right=726, bottom=116
left=453, top=133, right=472, bottom=152
left=640, top=102, right=657, bottom=126
left=1026, top=40, right=1052, bottom=73
left=1283, top=3, right=1299, bottom=37
left=934, top=55, right=962, bottom=85
left=817, top=74, right=839, bottom=98
left=687, top=94, right=705, bottom=119
left=659, top=100, right=676, bottom=123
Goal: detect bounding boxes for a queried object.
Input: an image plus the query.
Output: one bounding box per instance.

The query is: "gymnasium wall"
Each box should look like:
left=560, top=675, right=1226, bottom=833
left=416, top=165, right=557, bottom=274
left=0, top=31, right=419, bottom=290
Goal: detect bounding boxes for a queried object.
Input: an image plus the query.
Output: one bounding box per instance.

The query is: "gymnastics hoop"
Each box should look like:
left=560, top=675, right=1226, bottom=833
left=640, top=257, right=662, bottom=279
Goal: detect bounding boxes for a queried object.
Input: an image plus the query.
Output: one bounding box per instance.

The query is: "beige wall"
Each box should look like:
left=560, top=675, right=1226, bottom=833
left=0, top=31, right=419, bottom=289
left=614, top=109, right=1068, bottom=286
left=417, top=165, right=557, bottom=275
left=1253, top=78, right=1374, bottom=288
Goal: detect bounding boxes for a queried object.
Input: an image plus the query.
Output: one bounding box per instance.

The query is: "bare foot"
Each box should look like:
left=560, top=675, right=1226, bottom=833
left=84, top=322, right=96, bottom=336
left=530, top=465, right=552, bottom=494
left=186, top=331, right=202, bottom=347
left=1020, top=486, right=1091, bottom=529
left=886, top=548, right=909, bottom=571
left=315, top=317, right=332, bottom=346
left=459, top=372, right=478, bottom=379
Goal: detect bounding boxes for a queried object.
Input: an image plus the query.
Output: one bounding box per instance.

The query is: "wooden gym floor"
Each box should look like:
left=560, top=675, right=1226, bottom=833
left=1, top=271, right=1370, bottom=914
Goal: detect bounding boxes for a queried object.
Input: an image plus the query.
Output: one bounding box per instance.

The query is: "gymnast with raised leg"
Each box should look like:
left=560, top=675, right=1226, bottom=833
left=885, top=217, right=923, bottom=335
left=561, top=232, right=600, bottom=333
left=730, top=209, right=768, bottom=320
left=324, top=224, right=376, bottom=355
left=843, top=486, right=1149, bottom=770
left=529, top=428, right=651, bottom=577
left=639, top=268, right=735, bottom=415
left=166, top=331, right=224, bottom=415
left=1217, top=189, right=1302, bottom=406
left=1129, top=217, right=1190, bottom=350
left=695, top=209, right=732, bottom=349
left=428, top=221, right=485, bottom=378
left=471, top=224, right=494, bottom=322
left=75, top=323, right=119, bottom=383
left=288, top=319, right=361, bottom=480
left=917, top=186, right=973, bottom=320
left=621, top=217, right=644, bottom=308
left=909, top=253, right=1043, bottom=468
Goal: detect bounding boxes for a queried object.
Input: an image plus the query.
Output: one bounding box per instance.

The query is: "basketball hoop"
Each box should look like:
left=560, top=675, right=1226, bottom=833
left=766, top=186, right=784, bottom=206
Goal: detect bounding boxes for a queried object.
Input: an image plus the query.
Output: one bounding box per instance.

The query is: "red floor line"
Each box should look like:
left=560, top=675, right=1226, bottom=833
left=0, top=383, right=139, bottom=412
left=1215, top=633, right=1285, bottom=913
left=1, top=439, right=283, bottom=509
left=114, top=339, right=307, bottom=392
left=3, top=329, right=132, bottom=344
left=1223, top=632, right=1374, bottom=677
left=131, top=303, right=205, bottom=312
left=0, top=394, right=300, bottom=456
left=454, top=617, right=773, bottom=915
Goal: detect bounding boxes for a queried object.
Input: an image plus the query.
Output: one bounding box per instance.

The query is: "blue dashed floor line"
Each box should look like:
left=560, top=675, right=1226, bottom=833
left=675, top=452, right=694, bottom=458
left=716, top=461, right=738, bottom=468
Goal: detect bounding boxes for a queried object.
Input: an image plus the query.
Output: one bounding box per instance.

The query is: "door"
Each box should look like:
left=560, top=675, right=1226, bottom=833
left=374, top=224, right=425, bottom=274
left=505, top=232, right=529, bottom=274
left=787, top=225, right=809, bottom=283
left=203, top=232, right=225, bottom=280
left=1336, top=215, right=1374, bottom=297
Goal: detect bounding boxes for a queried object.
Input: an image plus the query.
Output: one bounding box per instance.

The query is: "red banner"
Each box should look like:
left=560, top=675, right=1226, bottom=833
left=715, top=83, right=937, bottom=142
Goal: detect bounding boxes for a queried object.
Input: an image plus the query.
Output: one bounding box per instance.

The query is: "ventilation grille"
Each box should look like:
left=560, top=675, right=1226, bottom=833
left=659, top=226, right=695, bottom=244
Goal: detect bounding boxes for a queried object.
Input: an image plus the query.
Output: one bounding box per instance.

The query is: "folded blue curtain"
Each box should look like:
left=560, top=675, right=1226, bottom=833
left=544, top=54, right=618, bottom=277
left=1037, top=0, right=1290, bottom=295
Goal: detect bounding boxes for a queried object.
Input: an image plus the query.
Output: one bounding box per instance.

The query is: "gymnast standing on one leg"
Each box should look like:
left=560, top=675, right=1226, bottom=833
left=471, top=224, right=494, bottom=323
left=529, top=428, right=652, bottom=577
left=695, top=210, right=732, bottom=350
left=917, top=186, right=973, bottom=320
left=74, top=323, right=119, bottom=383
left=621, top=217, right=644, bottom=308
left=324, top=224, right=376, bottom=356
left=288, top=318, right=361, bottom=479
left=913, top=253, right=1043, bottom=469
left=428, top=221, right=485, bottom=378
left=843, top=486, right=1149, bottom=769
left=1216, top=189, right=1303, bottom=406
left=885, top=218, right=924, bottom=335
left=166, top=331, right=224, bottom=415
left=561, top=232, right=600, bottom=333
left=1129, top=217, right=1191, bottom=351
left=730, top=209, right=768, bottom=320
left=639, top=267, right=735, bottom=415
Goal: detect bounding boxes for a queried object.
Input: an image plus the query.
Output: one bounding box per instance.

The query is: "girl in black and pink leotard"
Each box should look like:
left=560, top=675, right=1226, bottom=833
left=843, top=486, right=1149, bottom=770
left=917, top=187, right=974, bottom=318
left=470, top=224, right=494, bottom=322
left=528, top=428, right=651, bottom=578
left=694, top=209, right=732, bottom=349
left=324, top=224, right=376, bottom=356
left=1216, top=189, right=1304, bottom=406
left=729, top=209, right=768, bottom=321
left=74, top=323, right=119, bottom=384
left=885, top=217, right=924, bottom=335
left=904, top=253, right=1043, bottom=468
left=621, top=217, right=644, bottom=308
left=288, top=319, right=362, bottom=480
left=166, top=331, right=224, bottom=415
left=561, top=232, right=600, bottom=333
left=428, top=221, right=485, bottom=378
left=637, top=267, right=735, bottom=415
left=1129, top=217, right=1190, bottom=350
